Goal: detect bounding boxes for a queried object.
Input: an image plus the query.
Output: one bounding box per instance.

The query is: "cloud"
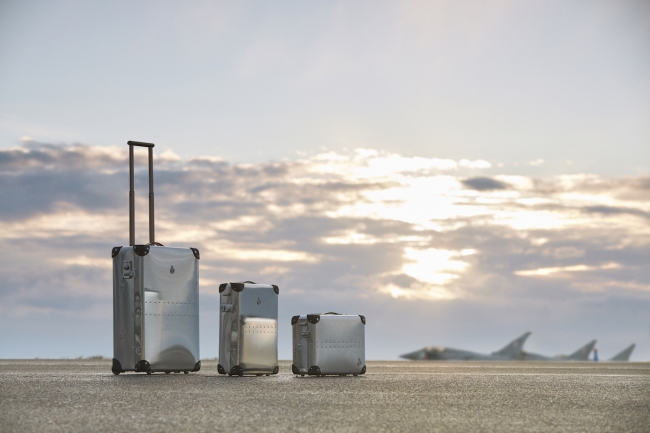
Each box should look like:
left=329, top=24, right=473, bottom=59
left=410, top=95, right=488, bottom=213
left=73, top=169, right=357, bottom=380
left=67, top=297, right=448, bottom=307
left=1, top=142, right=649, bottom=359
left=462, top=176, right=509, bottom=191
left=515, top=263, right=621, bottom=277
left=581, top=205, right=650, bottom=219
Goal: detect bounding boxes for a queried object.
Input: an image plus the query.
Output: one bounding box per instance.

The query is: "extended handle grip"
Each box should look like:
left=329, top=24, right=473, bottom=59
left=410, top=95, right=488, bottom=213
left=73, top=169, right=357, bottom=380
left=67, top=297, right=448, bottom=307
left=127, top=141, right=155, bottom=246
left=127, top=141, right=154, bottom=148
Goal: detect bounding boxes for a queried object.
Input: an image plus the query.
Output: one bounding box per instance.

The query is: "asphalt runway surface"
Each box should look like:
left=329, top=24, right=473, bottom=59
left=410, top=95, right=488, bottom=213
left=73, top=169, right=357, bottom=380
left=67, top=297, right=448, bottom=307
left=1, top=359, right=648, bottom=433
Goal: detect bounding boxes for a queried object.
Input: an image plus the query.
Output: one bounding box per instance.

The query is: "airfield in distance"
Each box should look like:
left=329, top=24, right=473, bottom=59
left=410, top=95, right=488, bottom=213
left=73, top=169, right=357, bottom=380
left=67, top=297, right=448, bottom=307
left=400, top=332, right=636, bottom=361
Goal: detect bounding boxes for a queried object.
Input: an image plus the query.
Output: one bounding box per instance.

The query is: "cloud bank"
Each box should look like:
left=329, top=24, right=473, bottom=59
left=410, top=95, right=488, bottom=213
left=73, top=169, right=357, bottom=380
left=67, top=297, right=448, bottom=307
left=1, top=142, right=649, bottom=359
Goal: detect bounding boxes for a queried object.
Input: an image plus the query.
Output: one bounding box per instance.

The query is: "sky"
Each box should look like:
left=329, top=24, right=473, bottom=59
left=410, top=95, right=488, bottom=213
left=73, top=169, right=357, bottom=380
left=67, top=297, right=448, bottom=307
left=0, top=1, right=649, bottom=361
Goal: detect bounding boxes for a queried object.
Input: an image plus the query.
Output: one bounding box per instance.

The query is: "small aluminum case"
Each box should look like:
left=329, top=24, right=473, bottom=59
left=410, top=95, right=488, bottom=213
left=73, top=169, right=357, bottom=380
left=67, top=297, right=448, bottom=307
left=292, top=313, right=366, bottom=376
left=112, top=245, right=200, bottom=374
left=218, top=282, right=279, bottom=376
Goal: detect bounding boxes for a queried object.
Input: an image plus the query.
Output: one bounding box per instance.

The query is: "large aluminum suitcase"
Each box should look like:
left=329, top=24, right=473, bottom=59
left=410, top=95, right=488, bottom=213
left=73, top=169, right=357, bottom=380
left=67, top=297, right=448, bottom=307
left=111, top=141, right=200, bottom=375
left=291, top=312, right=366, bottom=376
left=218, top=282, right=279, bottom=376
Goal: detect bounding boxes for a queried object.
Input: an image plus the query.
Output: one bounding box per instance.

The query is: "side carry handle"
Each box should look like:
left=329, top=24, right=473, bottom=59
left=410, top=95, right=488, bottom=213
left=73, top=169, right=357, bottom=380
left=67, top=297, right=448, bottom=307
left=127, top=141, right=155, bottom=246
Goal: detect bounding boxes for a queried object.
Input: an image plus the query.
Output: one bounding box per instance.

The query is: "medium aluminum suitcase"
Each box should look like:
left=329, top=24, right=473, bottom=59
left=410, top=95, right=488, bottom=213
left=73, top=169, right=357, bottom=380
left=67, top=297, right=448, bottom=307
left=111, top=141, right=200, bottom=375
left=291, top=312, right=366, bottom=376
left=218, top=282, right=279, bottom=376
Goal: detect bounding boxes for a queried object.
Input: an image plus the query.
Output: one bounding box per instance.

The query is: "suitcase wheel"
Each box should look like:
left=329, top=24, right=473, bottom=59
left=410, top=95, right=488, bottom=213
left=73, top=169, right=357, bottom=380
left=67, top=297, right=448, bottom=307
left=184, top=371, right=189, bottom=374
left=174, top=371, right=180, bottom=374
left=353, top=374, right=358, bottom=377
left=256, top=374, right=262, bottom=376
left=146, top=371, right=152, bottom=375
left=339, top=374, right=346, bottom=377
left=165, top=371, right=170, bottom=374
left=300, top=374, right=305, bottom=377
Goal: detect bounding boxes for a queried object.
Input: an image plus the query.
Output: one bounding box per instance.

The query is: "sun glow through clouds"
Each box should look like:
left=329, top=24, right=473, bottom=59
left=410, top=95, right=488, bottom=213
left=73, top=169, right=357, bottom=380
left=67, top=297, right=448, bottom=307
left=2, top=143, right=650, bottom=314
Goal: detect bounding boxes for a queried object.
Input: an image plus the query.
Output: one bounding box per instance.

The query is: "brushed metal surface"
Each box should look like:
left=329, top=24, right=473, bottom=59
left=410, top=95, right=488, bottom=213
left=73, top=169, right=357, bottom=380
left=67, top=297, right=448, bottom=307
left=142, top=247, right=199, bottom=370
left=113, top=247, right=136, bottom=369
left=292, top=314, right=365, bottom=375
left=218, top=284, right=235, bottom=371
left=219, top=283, right=278, bottom=374
left=113, top=246, right=199, bottom=372
left=292, top=315, right=310, bottom=374
left=239, top=317, right=278, bottom=372
left=313, top=315, right=365, bottom=374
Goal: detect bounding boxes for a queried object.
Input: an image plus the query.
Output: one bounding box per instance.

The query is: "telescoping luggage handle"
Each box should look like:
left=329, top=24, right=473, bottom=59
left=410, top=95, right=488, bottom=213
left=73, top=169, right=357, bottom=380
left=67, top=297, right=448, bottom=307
left=127, top=141, right=156, bottom=247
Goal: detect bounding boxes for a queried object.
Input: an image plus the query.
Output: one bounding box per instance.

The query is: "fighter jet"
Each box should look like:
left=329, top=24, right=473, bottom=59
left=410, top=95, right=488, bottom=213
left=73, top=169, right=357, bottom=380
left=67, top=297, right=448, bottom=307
left=400, top=332, right=531, bottom=361
left=518, top=339, right=597, bottom=361
left=608, top=344, right=635, bottom=361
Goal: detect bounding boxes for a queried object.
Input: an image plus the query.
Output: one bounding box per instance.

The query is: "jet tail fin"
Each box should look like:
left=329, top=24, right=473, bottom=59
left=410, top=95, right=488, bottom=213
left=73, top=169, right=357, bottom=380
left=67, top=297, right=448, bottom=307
left=492, top=332, right=531, bottom=359
left=565, top=339, right=597, bottom=360
left=609, top=344, right=635, bottom=361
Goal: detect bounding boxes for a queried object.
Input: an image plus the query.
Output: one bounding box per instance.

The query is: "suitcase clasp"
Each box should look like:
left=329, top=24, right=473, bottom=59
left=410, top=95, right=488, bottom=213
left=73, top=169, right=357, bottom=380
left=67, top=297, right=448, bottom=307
left=301, top=331, right=310, bottom=338
left=122, top=261, right=134, bottom=279
left=220, top=304, right=233, bottom=312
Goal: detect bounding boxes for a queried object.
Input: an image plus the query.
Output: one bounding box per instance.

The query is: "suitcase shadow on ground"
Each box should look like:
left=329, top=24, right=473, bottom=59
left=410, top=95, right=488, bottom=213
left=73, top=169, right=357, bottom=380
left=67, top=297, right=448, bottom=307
left=292, top=375, right=365, bottom=379
left=201, top=373, right=282, bottom=378
left=109, top=373, right=199, bottom=380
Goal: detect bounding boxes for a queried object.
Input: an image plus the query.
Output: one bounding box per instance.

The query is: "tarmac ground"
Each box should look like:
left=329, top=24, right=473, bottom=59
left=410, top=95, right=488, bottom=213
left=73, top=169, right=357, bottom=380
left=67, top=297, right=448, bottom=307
left=0, top=359, right=649, bottom=433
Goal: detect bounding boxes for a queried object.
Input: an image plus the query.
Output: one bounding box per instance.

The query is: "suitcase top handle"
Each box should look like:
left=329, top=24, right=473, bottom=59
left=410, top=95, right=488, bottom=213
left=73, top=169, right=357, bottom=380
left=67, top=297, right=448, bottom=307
left=293, top=313, right=365, bottom=325
left=127, top=141, right=156, bottom=247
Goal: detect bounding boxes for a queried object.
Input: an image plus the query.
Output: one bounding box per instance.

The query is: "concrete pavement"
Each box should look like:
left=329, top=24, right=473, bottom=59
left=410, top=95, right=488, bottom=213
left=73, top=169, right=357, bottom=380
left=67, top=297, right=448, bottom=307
left=1, top=359, right=648, bottom=432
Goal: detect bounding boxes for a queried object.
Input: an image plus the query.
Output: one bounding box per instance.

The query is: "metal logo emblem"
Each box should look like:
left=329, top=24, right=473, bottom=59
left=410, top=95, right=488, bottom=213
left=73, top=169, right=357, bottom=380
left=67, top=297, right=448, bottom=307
left=257, top=297, right=261, bottom=305
left=170, top=266, right=175, bottom=274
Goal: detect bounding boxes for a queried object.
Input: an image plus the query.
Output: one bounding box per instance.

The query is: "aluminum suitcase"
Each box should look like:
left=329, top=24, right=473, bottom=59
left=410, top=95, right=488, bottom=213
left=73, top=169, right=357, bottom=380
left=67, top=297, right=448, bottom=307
left=218, top=282, right=279, bottom=376
left=111, top=141, right=200, bottom=375
left=291, top=312, right=366, bottom=376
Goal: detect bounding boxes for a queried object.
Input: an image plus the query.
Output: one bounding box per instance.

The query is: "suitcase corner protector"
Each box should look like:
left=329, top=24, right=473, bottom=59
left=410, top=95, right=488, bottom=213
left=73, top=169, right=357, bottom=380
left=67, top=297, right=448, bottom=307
left=134, top=245, right=150, bottom=256
left=111, top=358, right=123, bottom=375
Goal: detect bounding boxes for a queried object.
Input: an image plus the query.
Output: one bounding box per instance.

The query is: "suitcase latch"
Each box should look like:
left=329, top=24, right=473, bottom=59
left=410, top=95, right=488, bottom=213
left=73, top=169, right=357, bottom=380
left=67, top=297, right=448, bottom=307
left=301, top=331, right=310, bottom=338
left=122, top=261, right=134, bottom=279
left=220, top=304, right=233, bottom=312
